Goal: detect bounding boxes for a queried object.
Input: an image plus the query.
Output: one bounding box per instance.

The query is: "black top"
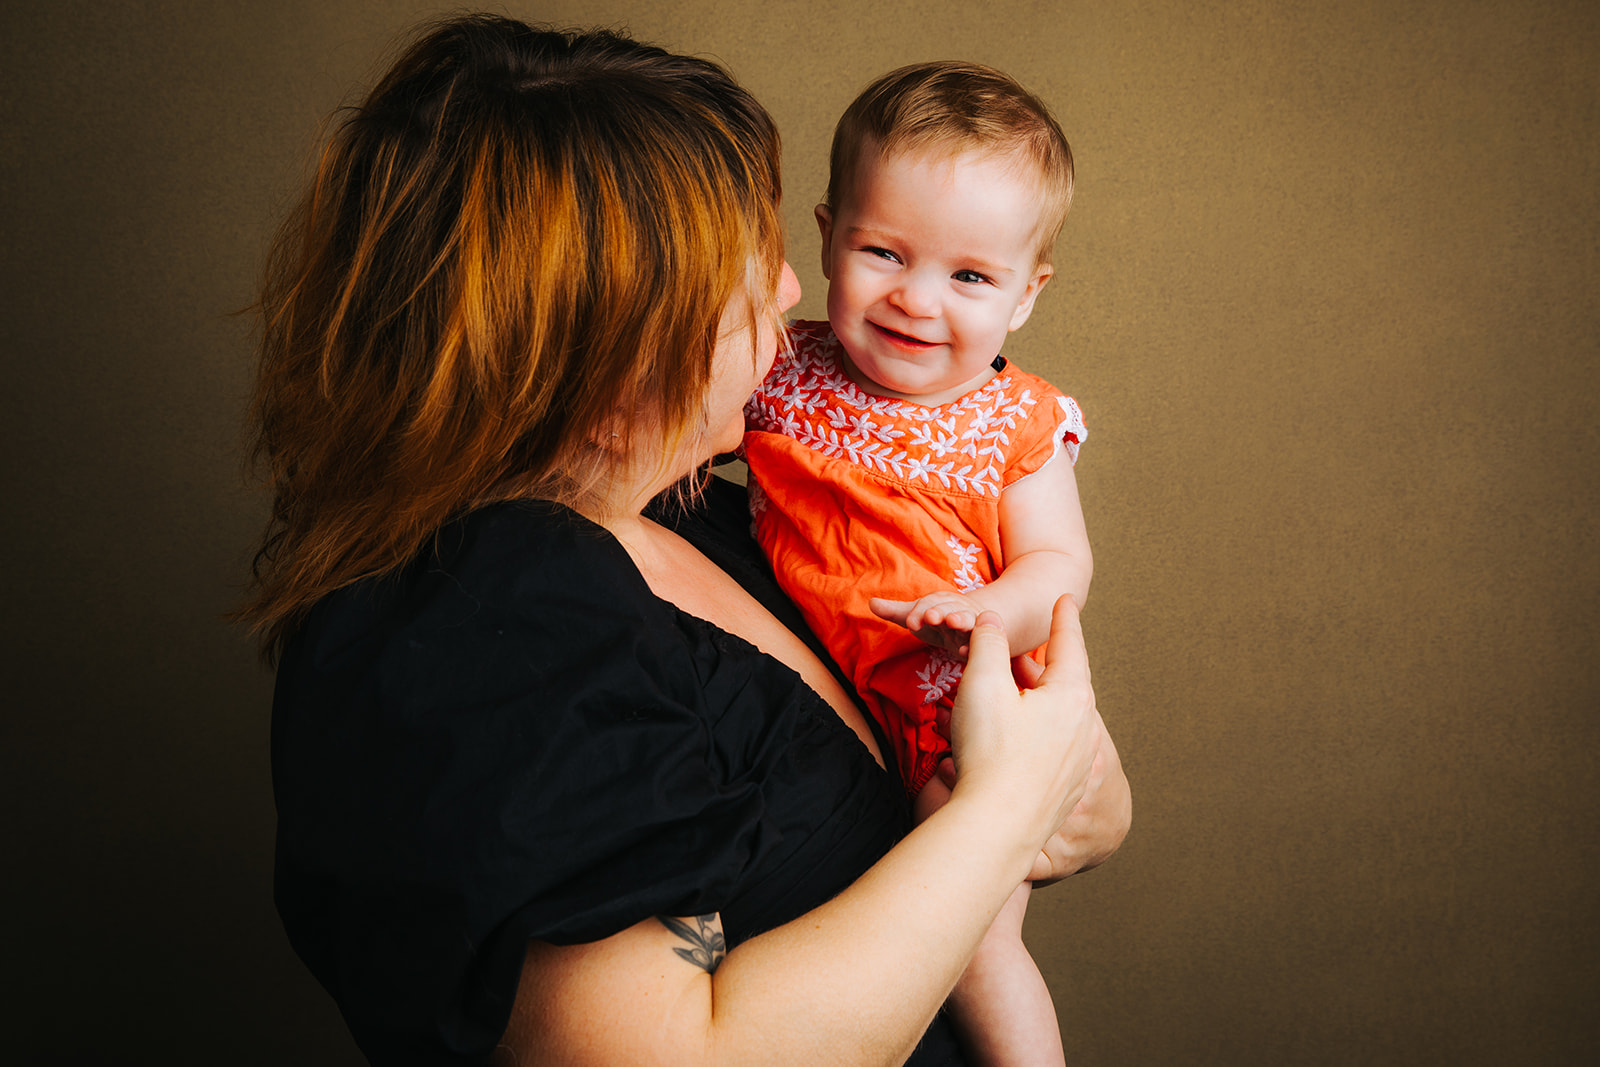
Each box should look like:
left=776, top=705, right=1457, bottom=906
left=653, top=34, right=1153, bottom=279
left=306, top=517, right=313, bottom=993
left=272, top=478, right=968, bottom=1065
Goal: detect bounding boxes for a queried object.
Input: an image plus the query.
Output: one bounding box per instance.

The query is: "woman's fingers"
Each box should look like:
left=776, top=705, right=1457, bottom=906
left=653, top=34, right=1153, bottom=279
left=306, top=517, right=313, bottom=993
left=1011, top=653, right=1045, bottom=689
left=1036, top=594, right=1088, bottom=689
left=1023, top=595, right=1100, bottom=831
left=944, top=611, right=1013, bottom=758
left=959, top=610, right=1012, bottom=687
left=947, top=605, right=1103, bottom=847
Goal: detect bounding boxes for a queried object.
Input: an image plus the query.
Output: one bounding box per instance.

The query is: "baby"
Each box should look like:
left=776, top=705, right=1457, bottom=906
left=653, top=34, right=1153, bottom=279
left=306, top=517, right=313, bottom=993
left=743, top=61, right=1091, bottom=1065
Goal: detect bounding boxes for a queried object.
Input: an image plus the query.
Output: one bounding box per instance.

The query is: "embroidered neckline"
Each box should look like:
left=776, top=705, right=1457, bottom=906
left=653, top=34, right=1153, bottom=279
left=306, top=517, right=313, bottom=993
left=746, top=326, right=1043, bottom=497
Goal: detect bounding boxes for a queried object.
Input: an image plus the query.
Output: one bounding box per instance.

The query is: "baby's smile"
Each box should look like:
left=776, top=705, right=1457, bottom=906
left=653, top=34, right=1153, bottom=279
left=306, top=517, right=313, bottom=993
left=871, top=321, right=939, bottom=349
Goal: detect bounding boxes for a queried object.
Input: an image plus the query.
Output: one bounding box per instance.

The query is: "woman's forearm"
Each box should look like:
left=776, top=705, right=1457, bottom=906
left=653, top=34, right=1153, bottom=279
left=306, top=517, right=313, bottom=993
left=506, top=786, right=1066, bottom=1067
left=702, top=787, right=1051, bottom=1065
left=502, top=605, right=1100, bottom=1067
left=714, top=606, right=1103, bottom=1063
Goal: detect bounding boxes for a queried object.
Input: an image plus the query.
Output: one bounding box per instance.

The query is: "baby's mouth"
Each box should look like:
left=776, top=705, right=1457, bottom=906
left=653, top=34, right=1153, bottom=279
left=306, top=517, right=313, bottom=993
left=871, top=322, right=937, bottom=349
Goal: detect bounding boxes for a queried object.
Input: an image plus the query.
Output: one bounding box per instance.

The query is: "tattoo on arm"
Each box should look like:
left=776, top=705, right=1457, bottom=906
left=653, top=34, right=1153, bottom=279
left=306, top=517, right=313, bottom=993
left=658, top=914, right=726, bottom=974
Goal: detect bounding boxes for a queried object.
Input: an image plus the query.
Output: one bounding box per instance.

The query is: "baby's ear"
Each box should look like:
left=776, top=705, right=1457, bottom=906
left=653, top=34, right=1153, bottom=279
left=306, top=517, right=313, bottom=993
left=814, top=204, right=835, bottom=280
left=1008, top=265, right=1054, bottom=331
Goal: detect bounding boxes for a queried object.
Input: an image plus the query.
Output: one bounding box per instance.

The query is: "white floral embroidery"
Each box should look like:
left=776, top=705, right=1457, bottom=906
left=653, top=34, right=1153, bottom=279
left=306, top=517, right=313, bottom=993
left=908, top=421, right=961, bottom=457
left=903, top=455, right=937, bottom=483
left=915, top=650, right=965, bottom=706
left=745, top=325, right=1057, bottom=498
left=946, top=537, right=987, bottom=592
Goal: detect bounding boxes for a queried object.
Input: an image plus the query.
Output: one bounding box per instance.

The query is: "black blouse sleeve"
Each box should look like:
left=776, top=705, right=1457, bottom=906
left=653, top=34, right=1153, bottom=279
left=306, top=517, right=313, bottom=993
left=272, top=502, right=794, bottom=1062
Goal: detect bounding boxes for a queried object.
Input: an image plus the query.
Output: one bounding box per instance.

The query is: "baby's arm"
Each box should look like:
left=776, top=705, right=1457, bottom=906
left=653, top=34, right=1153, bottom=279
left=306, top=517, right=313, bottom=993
left=871, top=450, right=1091, bottom=655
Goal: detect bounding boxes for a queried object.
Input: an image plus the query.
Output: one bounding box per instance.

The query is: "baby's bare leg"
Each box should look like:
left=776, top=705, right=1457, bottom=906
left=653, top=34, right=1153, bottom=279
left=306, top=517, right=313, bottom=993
left=917, top=773, right=1065, bottom=1067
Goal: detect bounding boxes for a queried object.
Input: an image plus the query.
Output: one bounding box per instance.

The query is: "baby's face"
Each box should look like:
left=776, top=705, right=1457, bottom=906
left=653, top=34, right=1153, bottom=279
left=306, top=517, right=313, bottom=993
left=817, top=148, right=1052, bottom=406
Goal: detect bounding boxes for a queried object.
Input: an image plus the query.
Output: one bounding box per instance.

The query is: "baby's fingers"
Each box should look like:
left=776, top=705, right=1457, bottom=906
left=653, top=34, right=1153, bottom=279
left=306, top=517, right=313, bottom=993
left=869, top=597, right=916, bottom=629
left=926, top=606, right=976, bottom=633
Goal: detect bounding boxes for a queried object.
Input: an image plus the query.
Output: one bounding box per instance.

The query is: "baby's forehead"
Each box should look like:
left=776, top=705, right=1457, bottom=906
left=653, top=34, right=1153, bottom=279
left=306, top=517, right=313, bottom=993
left=865, top=134, right=1042, bottom=180
left=838, top=142, right=1058, bottom=263
left=849, top=141, right=1048, bottom=208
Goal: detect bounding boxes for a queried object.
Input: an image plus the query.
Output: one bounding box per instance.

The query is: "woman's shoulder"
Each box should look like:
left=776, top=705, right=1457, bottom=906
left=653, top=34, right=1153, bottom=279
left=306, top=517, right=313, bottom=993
left=269, top=497, right=811, bottom=1053
left=430, top=500, right=649, bottom=608
left=271, top=499, right=708, bottom=873
left=286, top=501, right=659, bottom=666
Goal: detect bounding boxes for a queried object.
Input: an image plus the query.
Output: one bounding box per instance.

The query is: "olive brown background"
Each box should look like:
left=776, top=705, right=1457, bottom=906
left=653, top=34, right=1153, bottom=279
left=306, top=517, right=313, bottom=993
left=4, top=1, right=1595, bottom=1063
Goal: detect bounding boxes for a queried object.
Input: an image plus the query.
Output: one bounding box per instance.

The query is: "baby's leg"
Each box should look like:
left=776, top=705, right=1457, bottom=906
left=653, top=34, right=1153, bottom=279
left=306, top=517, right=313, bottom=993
left=917, top=773, right=1065, bottom=1067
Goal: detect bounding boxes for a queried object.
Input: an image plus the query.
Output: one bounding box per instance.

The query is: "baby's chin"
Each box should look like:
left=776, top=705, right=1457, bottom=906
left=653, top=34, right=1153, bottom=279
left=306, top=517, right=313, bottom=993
left=851, top=355, right=992, bottom=406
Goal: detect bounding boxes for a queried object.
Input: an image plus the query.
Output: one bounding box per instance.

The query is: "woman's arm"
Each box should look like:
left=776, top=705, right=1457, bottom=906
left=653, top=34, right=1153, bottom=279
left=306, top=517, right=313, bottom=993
left=496, top=599, right=1103, bottom=1067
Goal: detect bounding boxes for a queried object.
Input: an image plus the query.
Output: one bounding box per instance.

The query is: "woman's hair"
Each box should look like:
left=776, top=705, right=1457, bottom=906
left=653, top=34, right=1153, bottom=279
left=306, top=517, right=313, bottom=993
left=825, top=60, right=1073, bottom=265
left=239, top=14, right=784, bottom=656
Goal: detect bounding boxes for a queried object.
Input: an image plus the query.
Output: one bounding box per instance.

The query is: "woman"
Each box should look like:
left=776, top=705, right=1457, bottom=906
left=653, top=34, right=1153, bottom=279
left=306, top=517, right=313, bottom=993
left=243, top=15, right=1129, bottom=1066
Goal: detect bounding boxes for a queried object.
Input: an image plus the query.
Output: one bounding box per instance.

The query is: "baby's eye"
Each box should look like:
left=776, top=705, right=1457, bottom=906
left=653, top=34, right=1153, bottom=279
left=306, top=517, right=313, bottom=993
left=861, top=246, right=901, bottom=264
left=953, top=269, right=991, bottom=285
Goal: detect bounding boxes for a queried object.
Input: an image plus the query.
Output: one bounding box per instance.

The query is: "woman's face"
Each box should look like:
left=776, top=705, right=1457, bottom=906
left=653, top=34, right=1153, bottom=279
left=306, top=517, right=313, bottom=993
left=704, top=261, right=801, bottom=455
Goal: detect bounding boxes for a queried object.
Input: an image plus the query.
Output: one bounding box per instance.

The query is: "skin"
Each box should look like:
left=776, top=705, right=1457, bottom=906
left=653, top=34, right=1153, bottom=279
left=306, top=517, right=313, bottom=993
left=817, top=147, right=1053, bottom=407
left=816, top=146, right=1093, bottom=657
left=819, top=146, right=1098, bottom=1065
left=492, top=264, right=1130, bottom=1067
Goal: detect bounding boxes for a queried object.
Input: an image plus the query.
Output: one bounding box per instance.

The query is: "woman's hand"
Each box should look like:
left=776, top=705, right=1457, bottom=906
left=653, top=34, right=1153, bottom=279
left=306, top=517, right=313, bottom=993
left=942, top=596, right=1103, bottom=859
left=498, top=595, right=1111, bottom=1067
left=1028, top=722, right=1130, bottom=883
left=936, top=622, right=1131, bottom=885
left=933, top=727, right=1128, bottom=885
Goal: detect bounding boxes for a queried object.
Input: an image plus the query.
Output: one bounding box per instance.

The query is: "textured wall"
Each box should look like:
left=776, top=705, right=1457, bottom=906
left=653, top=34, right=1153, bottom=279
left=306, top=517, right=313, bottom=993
left=4, top=1, right=1595, bottom=1063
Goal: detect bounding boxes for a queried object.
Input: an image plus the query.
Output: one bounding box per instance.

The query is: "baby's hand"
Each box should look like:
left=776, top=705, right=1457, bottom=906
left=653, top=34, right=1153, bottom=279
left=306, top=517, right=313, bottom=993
left=869, top=591, right=985, bottom=656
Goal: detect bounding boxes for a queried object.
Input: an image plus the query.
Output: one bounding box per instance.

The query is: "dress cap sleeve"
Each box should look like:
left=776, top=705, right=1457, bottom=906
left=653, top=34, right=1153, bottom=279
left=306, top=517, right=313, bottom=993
left=1002, top=382, right=1087, bottom=488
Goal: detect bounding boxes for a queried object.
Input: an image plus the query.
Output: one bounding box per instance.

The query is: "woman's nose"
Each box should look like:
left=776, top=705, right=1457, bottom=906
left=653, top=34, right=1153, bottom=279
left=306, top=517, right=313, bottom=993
left=778, top=261, right=801, bottom=312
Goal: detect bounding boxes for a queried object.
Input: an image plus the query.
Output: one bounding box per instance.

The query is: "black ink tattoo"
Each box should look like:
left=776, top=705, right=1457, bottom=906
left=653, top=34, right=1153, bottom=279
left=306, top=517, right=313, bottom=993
left=659, top=914, right=726, bottom=973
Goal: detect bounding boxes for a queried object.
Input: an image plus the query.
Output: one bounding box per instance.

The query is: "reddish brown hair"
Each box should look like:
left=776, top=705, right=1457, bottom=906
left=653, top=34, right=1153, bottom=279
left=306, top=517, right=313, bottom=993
left=826, top=61, right=1074, bottom=264
left=239, top=15, right=783, bottom=656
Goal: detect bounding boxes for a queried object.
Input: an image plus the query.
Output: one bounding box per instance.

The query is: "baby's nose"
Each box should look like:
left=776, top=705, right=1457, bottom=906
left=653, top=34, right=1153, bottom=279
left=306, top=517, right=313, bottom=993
left=890, top=274, right=940, bottom=318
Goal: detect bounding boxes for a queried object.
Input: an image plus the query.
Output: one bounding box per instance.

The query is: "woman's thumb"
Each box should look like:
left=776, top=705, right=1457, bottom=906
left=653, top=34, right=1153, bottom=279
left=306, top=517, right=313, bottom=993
left=962, top=610, right=1012, bottom=682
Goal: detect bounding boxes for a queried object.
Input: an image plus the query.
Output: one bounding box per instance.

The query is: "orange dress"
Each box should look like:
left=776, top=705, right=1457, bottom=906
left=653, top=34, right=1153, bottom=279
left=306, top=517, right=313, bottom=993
left=743, top=320, right=1086, bottom=794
